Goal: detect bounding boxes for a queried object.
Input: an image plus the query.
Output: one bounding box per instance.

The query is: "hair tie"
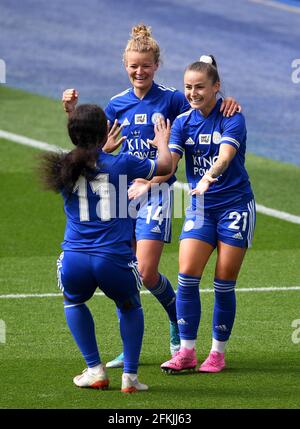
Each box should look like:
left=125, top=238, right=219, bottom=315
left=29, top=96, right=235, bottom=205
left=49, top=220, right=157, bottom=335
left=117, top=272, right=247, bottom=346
left=199, top=55, right=213, bottom=64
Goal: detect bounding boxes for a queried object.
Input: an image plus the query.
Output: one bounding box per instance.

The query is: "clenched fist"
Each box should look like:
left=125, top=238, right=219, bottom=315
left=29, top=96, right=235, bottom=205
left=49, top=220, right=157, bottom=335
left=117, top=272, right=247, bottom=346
left=62, top=88, right=79, bottom=114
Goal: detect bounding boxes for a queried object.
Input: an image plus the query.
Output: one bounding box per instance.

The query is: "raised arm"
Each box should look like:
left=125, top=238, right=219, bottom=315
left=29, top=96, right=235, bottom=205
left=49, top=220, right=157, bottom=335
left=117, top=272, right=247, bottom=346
left=62, top=88, right=79, bottom=116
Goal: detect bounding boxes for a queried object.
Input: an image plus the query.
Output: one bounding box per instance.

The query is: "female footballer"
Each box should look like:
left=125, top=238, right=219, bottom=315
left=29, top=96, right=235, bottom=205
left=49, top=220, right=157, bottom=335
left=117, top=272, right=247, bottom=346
left=161, top=55, right=256, bottom=374
left=39, top=103, right=171, bottom=392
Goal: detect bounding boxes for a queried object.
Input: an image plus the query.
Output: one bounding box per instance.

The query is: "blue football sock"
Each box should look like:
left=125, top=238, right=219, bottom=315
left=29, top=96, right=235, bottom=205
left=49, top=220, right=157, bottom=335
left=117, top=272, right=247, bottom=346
left=176, top=273, right=201, bottom=340
left=149, top=273, right=177, bottom=322
left=119, top=306, right=144, bottom=374
left=212, top=278, right=236, bottom=341
left=64, top=301, right=100, bottom=367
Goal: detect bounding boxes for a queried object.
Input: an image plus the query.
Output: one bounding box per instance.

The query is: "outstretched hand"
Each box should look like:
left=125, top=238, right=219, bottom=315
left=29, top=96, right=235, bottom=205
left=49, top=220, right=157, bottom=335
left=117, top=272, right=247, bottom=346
left=151, top=118, right=171, bottom=147
left=103, top=119, right=126, bottom=153
left=190, top=174, right=218, bottom=196
left=128, top=178, right=151, bottom=200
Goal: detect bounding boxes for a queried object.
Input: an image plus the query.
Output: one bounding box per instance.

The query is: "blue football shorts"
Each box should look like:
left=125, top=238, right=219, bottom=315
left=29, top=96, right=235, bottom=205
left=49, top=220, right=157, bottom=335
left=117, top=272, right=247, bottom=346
left=129, top=184, right=173, bottom=243
left=180, top=197, right=256, bottom=248
left=56, top=251, right=142, bottom=305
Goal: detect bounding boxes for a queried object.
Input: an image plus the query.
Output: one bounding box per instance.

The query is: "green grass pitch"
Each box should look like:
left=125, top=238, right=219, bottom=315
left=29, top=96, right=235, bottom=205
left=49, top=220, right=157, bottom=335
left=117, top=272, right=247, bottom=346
left=1, top=86, right=300, bottom=409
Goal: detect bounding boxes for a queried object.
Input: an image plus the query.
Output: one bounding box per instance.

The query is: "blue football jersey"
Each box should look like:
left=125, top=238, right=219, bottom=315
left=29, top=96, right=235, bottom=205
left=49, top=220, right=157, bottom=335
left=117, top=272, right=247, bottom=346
left=61, top=151, right=157, bottom=256
left=169, top=99, right=254, bottom=209
left=105, top=81, right=190, bottom=185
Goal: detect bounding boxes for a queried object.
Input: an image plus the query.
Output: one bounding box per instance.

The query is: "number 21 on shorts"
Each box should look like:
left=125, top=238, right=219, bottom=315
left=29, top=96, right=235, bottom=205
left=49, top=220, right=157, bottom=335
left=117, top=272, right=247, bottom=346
left=228, top=211, right=248, bottom=231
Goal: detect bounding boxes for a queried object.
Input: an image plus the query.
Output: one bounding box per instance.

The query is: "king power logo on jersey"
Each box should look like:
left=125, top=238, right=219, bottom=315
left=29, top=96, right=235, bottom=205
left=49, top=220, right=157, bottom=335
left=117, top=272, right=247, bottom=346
left=126, top=138, right=157, bottom=159
left=192, top=154, right=219, bottom=176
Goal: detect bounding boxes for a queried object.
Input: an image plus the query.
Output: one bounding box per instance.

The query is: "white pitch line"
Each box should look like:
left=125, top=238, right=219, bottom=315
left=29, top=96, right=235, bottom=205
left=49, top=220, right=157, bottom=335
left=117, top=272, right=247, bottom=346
left=1, top=286, right=300, bottom=299
left=0, top=129, right=66, bottom=153
left=1, top=128, right=300, bottom=225
left=249, top=0, right=300, bottom=14
left=254, top=204, right=300, bottom=224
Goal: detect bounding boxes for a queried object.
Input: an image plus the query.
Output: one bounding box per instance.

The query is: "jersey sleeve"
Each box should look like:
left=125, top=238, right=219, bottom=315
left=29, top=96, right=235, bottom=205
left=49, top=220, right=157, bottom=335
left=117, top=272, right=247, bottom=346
left=220, top=113, right=246, bottom=151
left=168, top=118, right=185, bottom=158
left=169, top=91, right=190, bottom=121
left=126, top=154, right=157, bottom=182
left=104, top=101, right=116, bottom=124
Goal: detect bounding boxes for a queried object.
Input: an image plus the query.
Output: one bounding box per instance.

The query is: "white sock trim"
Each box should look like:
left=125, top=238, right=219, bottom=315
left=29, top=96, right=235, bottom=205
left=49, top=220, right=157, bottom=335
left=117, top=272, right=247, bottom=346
left=87, top=363, right=105, bottom=375
left=181, top=339, right=196, bottom=350
left=211, top=338, right=227, bottom=353
left=123, top=373, right=137, bottom=381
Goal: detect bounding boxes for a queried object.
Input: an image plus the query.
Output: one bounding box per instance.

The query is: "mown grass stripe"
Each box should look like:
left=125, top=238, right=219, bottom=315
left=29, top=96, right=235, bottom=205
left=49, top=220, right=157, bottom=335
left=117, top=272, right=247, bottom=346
left=1, top=128, right=300, bottom=225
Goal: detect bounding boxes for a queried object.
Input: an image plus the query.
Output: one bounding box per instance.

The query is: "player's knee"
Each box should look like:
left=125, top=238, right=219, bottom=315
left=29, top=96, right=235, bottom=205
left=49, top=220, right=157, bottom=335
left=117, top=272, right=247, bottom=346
left=117, top=293, right=141, bottom=313
left=179, top=264, right=203, bottom=279
left=215, top=269, right=238, bottom=281
left=138, top=266, right=159, bottom=288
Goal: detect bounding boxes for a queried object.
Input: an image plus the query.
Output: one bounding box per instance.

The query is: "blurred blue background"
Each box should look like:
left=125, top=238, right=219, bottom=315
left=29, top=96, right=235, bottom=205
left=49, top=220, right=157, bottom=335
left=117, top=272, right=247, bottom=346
left=0, top=0, right=299, bottom=165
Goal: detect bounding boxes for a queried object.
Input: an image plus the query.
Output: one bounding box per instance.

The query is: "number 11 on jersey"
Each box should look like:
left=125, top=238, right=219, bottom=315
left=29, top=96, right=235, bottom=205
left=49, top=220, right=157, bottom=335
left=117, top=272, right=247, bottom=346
left=73, top=174, right=111, bottom=222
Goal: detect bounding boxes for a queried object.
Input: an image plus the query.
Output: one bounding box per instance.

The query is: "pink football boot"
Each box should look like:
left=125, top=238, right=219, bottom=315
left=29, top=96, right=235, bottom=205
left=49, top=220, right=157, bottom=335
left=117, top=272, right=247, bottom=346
left=161, top=347, right=197, bottom=374
left=198, top=351, right=226, bottom=373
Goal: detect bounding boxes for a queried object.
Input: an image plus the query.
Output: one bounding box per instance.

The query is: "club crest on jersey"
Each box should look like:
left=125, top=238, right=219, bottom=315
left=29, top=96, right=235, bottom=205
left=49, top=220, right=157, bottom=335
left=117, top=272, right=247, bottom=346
left=199, top=134, right=211, bottom=145
left=135, top=114, right=147, bottom=124
left=213, top=131, right=222, bottom=144
left=151, top=112, right=165, bottom=124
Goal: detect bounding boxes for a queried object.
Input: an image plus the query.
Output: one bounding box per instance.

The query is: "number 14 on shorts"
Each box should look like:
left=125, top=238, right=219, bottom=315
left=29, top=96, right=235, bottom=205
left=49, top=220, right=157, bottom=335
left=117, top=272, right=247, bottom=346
left=146, top=205, right=163, bottom=225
